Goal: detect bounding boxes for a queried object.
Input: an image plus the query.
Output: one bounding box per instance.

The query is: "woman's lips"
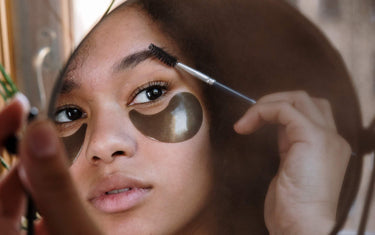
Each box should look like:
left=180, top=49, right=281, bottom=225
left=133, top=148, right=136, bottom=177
left=88, top=175, right=152, bottom=213
left=90, top=187, right=151, bottom=213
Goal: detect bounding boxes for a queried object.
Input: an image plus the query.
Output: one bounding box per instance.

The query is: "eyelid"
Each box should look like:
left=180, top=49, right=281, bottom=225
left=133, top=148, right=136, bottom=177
left=55, top=104, right=82, bottom=115
left=128, top=80, right=171, bottom=105
left=54, top=104, right=87, bottom=123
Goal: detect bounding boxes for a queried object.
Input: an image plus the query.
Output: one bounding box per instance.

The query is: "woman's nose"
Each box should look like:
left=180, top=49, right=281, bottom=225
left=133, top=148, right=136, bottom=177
left=85, top=108, right=137, bottom=164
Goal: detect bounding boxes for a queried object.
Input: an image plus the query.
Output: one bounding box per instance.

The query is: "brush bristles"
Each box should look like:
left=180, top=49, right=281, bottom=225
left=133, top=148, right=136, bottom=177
left=148, top=43, right=178, bottom=67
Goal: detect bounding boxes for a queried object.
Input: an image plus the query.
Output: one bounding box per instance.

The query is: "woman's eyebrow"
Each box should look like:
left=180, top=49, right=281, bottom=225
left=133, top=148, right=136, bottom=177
left=60, top=78, right=80, bottom=95
left=114, top=49, right=154, bottom=72
left=58, top=49, right=155, bottom=95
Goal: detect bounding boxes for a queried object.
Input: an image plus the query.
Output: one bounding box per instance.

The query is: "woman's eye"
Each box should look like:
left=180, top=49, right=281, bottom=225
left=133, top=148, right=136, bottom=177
left=55, top=107, right=84, bottom=123
left=132, top=85, right=167, bottom=104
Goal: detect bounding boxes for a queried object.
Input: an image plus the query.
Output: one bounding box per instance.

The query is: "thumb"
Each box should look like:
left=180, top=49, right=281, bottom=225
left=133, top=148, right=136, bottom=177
left=18, top=120, right=101, bottom=235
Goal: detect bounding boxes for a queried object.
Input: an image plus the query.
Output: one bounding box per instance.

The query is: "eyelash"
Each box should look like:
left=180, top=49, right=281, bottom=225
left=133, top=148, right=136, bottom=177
left=54, top=80, right=171, bottom=125
left=128, top=80, right=170, bottom=105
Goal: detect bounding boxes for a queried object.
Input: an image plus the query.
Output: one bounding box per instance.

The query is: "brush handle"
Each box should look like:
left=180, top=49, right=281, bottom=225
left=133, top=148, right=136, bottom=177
left=176, top=63, right=256, bottom=104
left=26, top=196, right=36, bottom=235
left=213, top=81, right=256, bottom=104
left=176, top=63, right=215, bottom=85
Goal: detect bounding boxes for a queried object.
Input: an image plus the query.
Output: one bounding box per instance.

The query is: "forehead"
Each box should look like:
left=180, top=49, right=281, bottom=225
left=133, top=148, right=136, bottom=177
left=65, top=7, right=173, bottom=81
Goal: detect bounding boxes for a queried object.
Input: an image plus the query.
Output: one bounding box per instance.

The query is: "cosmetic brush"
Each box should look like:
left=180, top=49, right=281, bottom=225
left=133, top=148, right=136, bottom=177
left=148, top=43, right=256, bottom=104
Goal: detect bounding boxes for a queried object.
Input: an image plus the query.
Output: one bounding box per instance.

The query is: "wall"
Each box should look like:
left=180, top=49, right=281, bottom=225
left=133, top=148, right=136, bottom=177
left=287, top=0, right=375, bottom=126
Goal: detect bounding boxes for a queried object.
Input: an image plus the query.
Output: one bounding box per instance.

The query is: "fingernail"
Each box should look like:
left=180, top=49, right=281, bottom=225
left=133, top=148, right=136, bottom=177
left=27, top=122, right=57, bottom=158
left=10, top=92, right=30, bottom=122
left=14, top=92, right=30, bottom=113
left=234, top=118, right=244, bottom=130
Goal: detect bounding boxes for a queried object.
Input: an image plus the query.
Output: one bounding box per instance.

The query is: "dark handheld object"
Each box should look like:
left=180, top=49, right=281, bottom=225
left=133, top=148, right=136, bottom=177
left=4, top=107, right=39, bottom=153
left=4, top=135, right=18, bottom=155
left=4, top=107, right=39, bottom=235
left=148, top=43, right=256, bottom=104
left=26, top=195, right=37, bottom=235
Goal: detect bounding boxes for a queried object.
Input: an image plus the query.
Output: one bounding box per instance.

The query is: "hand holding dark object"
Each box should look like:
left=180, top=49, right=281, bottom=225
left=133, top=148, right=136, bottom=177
left=0, top=96, right=102, bottom=235
left=234, top=91, right=351, bottom=235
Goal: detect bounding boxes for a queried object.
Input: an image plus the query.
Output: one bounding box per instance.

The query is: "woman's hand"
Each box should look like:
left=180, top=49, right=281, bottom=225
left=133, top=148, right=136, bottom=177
left=0, top=94, right=101, bottom=235
left=234, top=91, right=351, bottom=235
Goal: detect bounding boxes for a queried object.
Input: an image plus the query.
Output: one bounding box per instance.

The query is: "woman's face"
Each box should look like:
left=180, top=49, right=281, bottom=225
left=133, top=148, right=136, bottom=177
left=56, top=7, right=214, bottom=234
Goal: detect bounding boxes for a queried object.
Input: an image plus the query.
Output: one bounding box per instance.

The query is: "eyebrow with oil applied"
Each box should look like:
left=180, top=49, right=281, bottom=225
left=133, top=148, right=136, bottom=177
left=113, top=49, right=154, bottom=72
left=60, top=49, right=154, bottom=95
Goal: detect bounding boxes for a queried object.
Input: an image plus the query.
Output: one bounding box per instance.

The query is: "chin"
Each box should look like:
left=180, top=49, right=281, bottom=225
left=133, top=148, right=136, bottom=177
left=93, top=214, right=173, bottom=235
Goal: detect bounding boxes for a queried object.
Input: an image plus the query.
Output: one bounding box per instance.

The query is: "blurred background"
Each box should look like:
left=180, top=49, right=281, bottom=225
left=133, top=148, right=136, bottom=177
left=285, top=1, right=375, bottom=233
left=0, top=0, right=374, bottom=233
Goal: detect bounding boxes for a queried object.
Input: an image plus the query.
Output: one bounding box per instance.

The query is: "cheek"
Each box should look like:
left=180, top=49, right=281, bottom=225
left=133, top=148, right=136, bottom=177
left=69, top=163, right=90, bottom=197
left=155, top=121, right=214, bottom=229
left=147, top=117, right=213, bottom=202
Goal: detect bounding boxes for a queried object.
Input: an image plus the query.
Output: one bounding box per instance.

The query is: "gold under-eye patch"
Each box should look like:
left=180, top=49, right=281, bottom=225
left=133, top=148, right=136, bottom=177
left=62, top=124, right=87, bottom=163
left=60, top=92, right=203, bottom=163
left=129, top=92, right=203, bottom=143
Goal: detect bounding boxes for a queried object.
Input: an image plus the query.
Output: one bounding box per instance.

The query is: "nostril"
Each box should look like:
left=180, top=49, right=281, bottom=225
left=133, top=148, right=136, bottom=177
left=92, top=156, right=100, bottom=162
left=112, top=151, right=125, bottom=157
left=90, top=151, right=127, bottom=163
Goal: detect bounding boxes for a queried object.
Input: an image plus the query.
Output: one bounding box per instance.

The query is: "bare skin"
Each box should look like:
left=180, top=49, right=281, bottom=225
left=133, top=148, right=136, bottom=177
left=0, top=7, right=351, bottom=235
left=0, top=97, right=101, bottom=235
left=234, top=91, right=351, bottom=234
left=0, top=89, right=351, bottom=235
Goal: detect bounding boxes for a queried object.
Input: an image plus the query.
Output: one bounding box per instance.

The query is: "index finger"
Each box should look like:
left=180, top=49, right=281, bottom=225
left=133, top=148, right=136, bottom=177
left=234, top=101, right=315, bottom=140
left=257, top=91, right=326, bottom=127
left=19, top=120, right=102, bottom=235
